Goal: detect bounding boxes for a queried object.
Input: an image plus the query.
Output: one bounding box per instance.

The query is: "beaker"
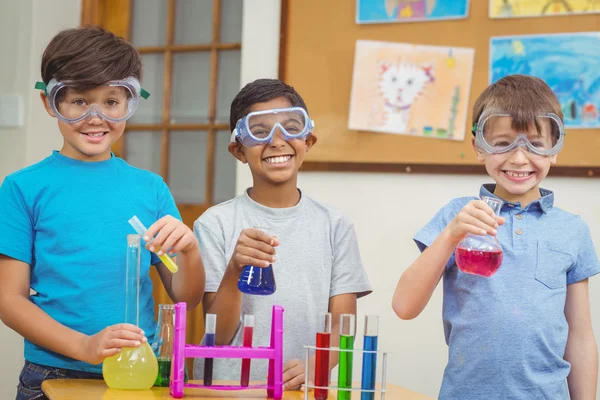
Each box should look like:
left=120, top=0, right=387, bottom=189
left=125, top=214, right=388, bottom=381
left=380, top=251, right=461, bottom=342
left=102, top=234, right=158, bottom=389
left=152, top=304, right=174, bottom=387
left=237, top=226, right=277, bottom=295
left=455, top=196, right=504, bottom=277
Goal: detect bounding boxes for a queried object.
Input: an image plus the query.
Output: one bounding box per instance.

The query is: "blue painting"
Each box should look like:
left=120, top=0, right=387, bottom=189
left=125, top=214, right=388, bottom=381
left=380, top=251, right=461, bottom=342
left=356, top=0, right=470, bottom=24
left=490, top=33, right=600, bottom=129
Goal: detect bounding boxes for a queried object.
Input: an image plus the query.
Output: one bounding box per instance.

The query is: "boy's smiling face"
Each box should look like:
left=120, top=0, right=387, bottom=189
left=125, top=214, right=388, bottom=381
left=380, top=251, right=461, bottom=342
left=474, top=116, right=557, bottom=205
left=229, top=97, right=317, bottom=187
left=41, top=85, right=127, bottom=162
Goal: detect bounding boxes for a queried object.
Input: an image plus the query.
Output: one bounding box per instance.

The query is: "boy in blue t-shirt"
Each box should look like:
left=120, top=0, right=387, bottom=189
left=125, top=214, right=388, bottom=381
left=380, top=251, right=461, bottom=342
left=393, top=75, right=599, bottom=399
left=0, top=26, right=205, bottom=400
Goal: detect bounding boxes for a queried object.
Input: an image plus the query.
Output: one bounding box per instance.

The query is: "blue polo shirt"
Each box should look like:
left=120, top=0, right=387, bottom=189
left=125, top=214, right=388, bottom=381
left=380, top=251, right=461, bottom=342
left=414, top=184, right=600, bottom=399
left=0, top=151, right=181, bottom=373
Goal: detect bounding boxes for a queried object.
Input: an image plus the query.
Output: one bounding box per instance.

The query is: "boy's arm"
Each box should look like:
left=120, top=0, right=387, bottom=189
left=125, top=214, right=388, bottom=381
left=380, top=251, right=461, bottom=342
left=155, top=246, right=205, bottom=309
left=392, top=200, right=503, bottom=320
left=392, top=227, right=458, bottom=320
left=0, top=256, right=144, bottom=365
left=198, top=225, right=277, bottom=346
left=564, top=279, right=598, bottom=400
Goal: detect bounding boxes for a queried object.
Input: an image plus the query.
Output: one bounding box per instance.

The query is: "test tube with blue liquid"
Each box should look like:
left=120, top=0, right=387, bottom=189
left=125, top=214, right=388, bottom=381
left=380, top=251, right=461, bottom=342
left=203, top=314, right=216, bottom=386
left=360, top=315, right=379, bottom=400
left=237, top=226, right=276, bottom=295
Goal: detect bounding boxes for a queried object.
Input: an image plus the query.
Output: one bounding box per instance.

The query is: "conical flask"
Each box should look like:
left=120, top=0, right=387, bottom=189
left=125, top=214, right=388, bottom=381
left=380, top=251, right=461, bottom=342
left=102, top=234, right=158, bottom=389
left=455, top=196, right=504, bottom=277
left=151, top=304, right=189, bottom=387
left=238, top=226, right=276, bottom=295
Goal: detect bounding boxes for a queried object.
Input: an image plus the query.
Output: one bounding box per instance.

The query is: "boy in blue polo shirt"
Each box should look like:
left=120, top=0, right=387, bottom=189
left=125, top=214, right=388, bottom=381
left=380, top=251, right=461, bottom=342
left=393, top=74, right=599, bottom=399
left=0, top=26, right=205, bottom=400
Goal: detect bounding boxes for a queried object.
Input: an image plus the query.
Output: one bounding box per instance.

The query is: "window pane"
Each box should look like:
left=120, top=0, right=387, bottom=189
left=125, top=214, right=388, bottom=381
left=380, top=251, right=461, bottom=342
left=171, top=52, right=211, bottom=123
left=214, top=130, right=237, bottom=203
left=130, top=54, right=164, bottom=124
left=131, top=0, right=167, bottom=47
left=175, top=0, right=213, bottom=45
left=168, top=131, right=207, bottom=204
left=220, top=0, right=243, bottom=43
left=217, top=50, right=241, bottom=123
left=125, top=131, right=162, bottom=175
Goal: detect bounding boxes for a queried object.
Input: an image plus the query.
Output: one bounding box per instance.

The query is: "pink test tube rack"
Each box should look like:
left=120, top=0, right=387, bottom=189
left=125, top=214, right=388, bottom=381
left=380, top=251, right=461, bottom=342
left=170, top=302, right=284, bottom=399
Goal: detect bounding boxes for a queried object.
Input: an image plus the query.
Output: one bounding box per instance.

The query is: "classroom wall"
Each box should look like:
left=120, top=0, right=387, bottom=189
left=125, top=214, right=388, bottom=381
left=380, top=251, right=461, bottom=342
left=0, top=1, right=598, bottom=399
left=0, top=1, right=81, bottom=398
left=239, top=1, right=600, bottom=398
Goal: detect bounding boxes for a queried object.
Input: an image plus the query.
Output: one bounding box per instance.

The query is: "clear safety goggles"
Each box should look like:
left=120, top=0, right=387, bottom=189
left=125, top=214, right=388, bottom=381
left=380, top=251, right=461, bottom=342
left=230, top=107, right=315, bottom=147
left=34, top=77, right=150, bottom=124
left=473, top=112, right=565, bottom=157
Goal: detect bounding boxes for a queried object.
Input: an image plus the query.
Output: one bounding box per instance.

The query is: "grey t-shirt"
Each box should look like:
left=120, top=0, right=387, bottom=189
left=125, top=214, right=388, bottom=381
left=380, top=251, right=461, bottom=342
left=192, top=189, right=372, bottom=380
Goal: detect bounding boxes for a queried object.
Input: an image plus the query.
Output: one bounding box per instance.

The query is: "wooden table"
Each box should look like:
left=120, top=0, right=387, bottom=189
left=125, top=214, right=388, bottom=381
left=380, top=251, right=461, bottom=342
left=42, top=379, right=432, bottom=399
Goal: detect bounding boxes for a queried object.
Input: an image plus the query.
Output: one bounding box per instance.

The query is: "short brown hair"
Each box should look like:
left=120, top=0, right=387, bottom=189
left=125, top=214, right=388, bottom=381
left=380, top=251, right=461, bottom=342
left=472, top=74, right=562, bottom=134
left=41, top=26, right=141, bottom=88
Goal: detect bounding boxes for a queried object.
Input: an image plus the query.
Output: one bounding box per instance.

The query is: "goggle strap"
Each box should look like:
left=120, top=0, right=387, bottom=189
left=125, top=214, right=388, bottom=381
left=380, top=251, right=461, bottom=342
left=140, top=88, right=150, bottom=100
left=35, top=81, right=48, bottom=96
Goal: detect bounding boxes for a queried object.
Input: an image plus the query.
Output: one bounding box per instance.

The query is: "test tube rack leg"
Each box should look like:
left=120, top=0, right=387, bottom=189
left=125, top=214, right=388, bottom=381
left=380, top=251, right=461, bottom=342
left=170, top=302, right=284, bottom=399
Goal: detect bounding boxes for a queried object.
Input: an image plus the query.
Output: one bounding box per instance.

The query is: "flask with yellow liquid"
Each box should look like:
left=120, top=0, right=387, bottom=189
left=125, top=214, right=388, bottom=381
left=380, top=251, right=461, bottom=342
left=102, top=234, right=158, bottom=389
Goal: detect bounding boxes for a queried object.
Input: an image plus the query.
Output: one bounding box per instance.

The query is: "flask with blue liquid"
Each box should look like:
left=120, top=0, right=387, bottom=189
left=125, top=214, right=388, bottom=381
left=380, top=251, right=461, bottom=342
left=237, top=226, right=277, bottom=295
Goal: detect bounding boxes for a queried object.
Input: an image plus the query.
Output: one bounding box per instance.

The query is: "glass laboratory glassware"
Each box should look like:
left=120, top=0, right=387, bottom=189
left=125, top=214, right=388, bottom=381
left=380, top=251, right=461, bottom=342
left=238, top=226, right=276, bottom=295
left=455, top=196, right=504, bottom=277
left=102, top=234, right=158, bottom=389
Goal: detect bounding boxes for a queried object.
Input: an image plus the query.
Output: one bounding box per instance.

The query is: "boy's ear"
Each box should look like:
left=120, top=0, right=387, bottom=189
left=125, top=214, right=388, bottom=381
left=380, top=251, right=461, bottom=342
left=472, top=137, right=486, bottom=162
left=305, top=132, right=317, bottom=152
left=228, top=141, right=247, bottom=163
left=550, top=154, right=558, bottom=165
left=40, top=92, right=56, bottom=117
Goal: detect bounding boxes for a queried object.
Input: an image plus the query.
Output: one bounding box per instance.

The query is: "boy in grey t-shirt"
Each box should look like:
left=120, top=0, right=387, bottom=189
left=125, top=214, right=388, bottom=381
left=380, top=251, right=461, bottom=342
left=193, top=79, right=372, bottom=389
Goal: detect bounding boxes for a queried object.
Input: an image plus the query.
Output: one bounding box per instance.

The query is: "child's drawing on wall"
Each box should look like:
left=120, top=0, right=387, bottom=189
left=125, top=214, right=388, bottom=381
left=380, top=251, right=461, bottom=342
left=357, top=0, right=470, bottom=23
left=349, top=40, right=475, bottom=141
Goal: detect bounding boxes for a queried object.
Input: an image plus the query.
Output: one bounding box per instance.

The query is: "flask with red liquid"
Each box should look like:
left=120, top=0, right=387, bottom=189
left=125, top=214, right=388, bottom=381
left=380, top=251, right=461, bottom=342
left=455, top=196, right=504, bottom=277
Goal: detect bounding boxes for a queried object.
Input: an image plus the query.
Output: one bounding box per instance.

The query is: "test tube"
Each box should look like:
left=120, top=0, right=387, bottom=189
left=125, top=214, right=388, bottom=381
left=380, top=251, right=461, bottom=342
left=203, top=314, right=216, bottom=386
left=360, top=315, right=379, bottom=400
left=314, top=312, right=332, bottom=400
left=240, top=314, right=254, bottom=387
left=337, top=314, right=355, bottom=400
left=128, top=215, right=179, bottom=273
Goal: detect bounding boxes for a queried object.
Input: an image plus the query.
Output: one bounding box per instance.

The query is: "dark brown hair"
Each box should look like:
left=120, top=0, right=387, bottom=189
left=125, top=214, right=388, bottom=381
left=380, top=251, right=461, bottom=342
left=472, top=74, right=563, bottom=135
left=41, top=26, right=141, bottom=88
left=230, top=79, right=308, bottom=131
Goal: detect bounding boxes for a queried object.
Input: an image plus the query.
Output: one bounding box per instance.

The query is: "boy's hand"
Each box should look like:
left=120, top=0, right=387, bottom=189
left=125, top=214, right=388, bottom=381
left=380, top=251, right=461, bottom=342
left=283, top=358, right=314, bottom=391
left=145, top=215, right=198, bottom=255
left=446, top=200, right=505, bottom=242
left=229, top=228, right=278, bottom=271
left=80, top=323, right=146, bottom=365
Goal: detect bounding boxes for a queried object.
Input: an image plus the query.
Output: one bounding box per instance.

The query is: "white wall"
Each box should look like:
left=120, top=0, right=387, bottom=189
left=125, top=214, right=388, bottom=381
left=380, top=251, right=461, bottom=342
left=0, top=1, right=81, bottom=398
left=239, top=1, right=600, bottom=398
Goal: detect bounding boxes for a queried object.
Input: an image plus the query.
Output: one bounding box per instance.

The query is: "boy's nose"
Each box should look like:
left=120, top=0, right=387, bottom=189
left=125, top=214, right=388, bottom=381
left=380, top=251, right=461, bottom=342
left=507, top=146, right=529, bottom=164
left=269, top=129, right=286, bottom=147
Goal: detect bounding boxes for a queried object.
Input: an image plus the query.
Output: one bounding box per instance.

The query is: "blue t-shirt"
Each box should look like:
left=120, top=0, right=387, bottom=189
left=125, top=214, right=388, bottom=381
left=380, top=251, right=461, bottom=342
left=0, top=151, right=181, bottom=373
left=414, top=184, right=600, bottom=400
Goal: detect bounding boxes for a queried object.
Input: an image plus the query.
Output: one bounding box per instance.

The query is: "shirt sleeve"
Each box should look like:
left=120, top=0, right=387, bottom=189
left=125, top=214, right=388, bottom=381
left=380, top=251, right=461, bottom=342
left=194, top=218, right=227, bottom=293
left=151, top=178, right=182, bottom=265
left=413, top=199, right=460, bottom=269
left=566, top=217, right=600, bottom=284
left=330, top=217, right=372, bottom=298
left=0, top=176, right=34, bottom=264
